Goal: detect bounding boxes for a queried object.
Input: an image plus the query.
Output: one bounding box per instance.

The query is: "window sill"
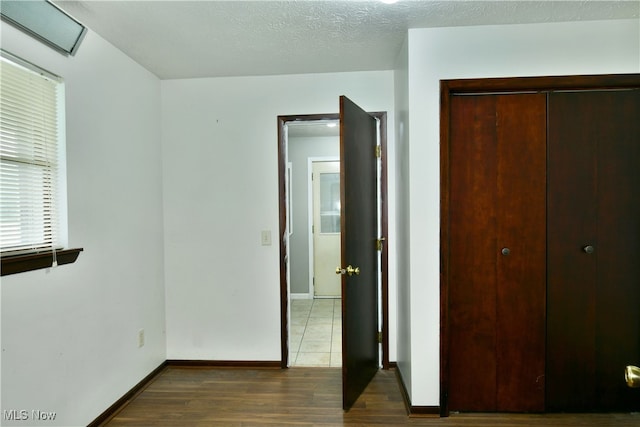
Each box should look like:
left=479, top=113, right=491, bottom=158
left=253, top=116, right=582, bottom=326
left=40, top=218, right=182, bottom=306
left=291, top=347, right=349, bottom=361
left=1, top=248, right=83, bottom=276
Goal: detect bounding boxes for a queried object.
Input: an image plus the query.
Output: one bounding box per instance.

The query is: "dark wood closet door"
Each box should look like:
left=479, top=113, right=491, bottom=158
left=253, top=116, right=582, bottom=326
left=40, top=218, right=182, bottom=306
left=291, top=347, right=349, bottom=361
left=448, top=93, right=546, bottom=412
left=547, top=90, right=640, bottom=411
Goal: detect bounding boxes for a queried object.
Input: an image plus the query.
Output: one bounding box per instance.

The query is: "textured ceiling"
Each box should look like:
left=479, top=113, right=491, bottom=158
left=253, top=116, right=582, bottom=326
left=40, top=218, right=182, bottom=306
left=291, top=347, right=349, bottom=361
left=54, top=1, right=639, bottom=80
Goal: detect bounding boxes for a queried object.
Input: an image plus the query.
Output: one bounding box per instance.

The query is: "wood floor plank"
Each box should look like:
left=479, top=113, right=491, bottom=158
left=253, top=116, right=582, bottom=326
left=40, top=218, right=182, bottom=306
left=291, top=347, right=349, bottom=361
left=101, top=367, right=640, bottom=426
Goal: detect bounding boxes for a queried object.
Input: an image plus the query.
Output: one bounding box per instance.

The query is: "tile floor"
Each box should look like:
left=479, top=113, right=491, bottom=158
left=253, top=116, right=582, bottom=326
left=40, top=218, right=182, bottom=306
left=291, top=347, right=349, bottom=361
left=290, top=298, right=342, bottom=367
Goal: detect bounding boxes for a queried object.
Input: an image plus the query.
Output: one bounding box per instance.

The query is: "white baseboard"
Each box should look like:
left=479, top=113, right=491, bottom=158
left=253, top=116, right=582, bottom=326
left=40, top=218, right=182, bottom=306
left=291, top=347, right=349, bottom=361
left=291, top=293, right=312, bottom=300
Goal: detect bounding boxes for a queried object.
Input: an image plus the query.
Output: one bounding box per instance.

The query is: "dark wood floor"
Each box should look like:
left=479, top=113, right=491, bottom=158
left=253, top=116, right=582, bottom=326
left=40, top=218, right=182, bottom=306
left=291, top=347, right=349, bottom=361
left=102, top=367, right=640, bottom=426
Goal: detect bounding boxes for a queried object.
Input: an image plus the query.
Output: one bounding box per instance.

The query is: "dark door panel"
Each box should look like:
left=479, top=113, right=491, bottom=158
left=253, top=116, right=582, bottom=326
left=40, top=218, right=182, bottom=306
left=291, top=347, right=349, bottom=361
left=546, top=92, right=599, bottom=410
left=339, top=95, right=379, bottom=410
left=448, top=93, right=546, bottom=412
left=448, top=94, right=499, bottom=411
left=494, top=94, right=546, bottom=412
left=596, top=89, right=640, bottom=410
left=547, top=90, right=640, bottom=411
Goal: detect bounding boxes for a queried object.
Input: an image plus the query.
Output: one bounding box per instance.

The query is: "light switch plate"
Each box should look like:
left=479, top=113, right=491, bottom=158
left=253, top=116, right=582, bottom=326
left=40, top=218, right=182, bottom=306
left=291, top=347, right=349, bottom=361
left=261, top=230, right=272, bottom=246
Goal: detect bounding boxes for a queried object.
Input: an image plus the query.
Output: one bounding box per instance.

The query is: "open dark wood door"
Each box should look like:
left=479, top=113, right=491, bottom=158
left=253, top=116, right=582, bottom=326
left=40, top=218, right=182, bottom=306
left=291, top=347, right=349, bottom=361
left=339, top=96, right=379, bottom=410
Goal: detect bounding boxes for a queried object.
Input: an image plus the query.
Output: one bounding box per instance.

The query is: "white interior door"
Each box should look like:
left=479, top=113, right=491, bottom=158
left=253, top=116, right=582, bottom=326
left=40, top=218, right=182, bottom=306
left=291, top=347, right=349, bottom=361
left=312, top=161, right=341, bottom=297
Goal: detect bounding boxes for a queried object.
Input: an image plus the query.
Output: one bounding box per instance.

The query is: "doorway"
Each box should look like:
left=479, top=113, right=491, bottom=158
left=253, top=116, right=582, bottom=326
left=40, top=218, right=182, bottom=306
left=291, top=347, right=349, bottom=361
left=289, top=121, right=342, bottom=367
left=288, top=159, right=342, bottom=367
left=277, top=111, right=389, bottom=371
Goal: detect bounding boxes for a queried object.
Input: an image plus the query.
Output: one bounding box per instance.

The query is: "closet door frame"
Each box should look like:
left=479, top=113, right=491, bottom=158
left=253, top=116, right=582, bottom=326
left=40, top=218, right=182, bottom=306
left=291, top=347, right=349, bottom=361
left=440, top=73, right=640, bottom=417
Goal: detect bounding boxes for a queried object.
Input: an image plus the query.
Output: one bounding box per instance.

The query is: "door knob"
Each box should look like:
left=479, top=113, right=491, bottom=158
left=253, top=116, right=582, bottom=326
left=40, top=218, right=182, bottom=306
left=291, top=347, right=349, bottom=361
left=336, top=265, right=360, bottom=276
left=583, top=245, right=595, bottom=254
left=346, top=265, right=360, bottom=276
left=501, top=247, right=511, bottom=256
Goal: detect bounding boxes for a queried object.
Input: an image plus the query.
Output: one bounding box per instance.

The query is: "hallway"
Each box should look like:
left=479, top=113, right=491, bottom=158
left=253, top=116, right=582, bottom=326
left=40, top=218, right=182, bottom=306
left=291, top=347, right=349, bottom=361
left=290, top=298, right=342, bottom=367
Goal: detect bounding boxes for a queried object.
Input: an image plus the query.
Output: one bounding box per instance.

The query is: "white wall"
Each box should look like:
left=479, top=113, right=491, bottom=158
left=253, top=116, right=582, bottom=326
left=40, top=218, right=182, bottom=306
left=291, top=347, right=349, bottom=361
left=401, top=19, right=640, bottom=406
left=393, top=34, right=412, bottom=396
left=161, top=71, right=396, bottom=361
left=0, top=25, right=165, bottom=427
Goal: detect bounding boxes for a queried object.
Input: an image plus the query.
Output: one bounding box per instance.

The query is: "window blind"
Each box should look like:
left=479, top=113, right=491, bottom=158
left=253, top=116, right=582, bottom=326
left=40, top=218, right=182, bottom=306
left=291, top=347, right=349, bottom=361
left=0, top=54, right=62, bottom=255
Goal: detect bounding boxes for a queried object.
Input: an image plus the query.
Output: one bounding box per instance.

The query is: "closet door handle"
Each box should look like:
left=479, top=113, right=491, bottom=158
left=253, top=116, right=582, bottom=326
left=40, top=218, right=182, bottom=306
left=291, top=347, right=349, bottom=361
left=583, top=245, right=595, bottom=254
left=501, top=247, right=511, bottom=256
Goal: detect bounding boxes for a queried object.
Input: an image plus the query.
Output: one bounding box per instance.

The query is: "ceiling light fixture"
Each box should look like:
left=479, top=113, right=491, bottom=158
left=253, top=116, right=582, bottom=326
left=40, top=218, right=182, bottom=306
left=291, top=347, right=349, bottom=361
left=0, top=0, right=86, bottom=56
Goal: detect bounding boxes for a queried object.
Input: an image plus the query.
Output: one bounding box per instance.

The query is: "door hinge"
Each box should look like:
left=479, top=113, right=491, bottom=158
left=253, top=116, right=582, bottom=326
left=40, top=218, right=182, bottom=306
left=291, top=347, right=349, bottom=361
left=377, top=331, right=383, bottom=344
left=376, top=237, right=386, bottom=251
left=375, top=145, right=381, bottom=158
